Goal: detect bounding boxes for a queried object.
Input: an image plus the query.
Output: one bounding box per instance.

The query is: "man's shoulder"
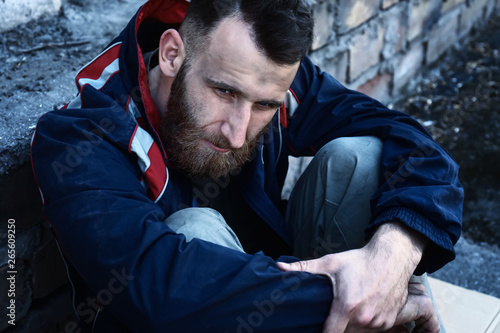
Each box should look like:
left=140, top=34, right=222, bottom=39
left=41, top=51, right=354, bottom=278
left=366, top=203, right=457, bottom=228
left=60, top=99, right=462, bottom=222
left=35, top=99, right=138, bottom=151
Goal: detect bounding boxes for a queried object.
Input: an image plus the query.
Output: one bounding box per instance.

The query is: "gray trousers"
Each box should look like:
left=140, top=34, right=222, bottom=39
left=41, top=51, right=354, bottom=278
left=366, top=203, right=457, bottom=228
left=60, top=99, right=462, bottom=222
left=165, top=136, right=444, bottom=332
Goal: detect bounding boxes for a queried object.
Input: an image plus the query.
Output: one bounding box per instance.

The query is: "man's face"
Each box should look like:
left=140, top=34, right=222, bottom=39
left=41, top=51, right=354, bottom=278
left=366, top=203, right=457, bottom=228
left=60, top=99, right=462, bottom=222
left=160, top=17, right=299, bottom=179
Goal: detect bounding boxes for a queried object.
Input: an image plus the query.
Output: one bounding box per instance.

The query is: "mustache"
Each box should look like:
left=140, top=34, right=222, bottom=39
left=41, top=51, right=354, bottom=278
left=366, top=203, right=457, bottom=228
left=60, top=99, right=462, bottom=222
left=182, top=126, right=247, bottom=153
left=175, top=116, right=261, bottom=153
left=194, top=123, right=268, bottom=153
left=205, top=132, right=234, bottom=151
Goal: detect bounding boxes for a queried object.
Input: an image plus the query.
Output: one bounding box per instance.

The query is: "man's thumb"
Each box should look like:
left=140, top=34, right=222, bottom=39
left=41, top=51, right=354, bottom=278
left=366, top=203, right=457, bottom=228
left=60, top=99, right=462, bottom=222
left=276, top=258, right=323, bottom=274
left=276, top=261, right=296, bottom=271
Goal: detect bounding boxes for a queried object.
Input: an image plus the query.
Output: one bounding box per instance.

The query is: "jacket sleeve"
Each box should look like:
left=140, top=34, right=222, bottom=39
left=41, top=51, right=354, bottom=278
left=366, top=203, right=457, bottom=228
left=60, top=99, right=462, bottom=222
left=31, top=104, right=332, bottom=332
left=287, top=57, right=464, bottom=274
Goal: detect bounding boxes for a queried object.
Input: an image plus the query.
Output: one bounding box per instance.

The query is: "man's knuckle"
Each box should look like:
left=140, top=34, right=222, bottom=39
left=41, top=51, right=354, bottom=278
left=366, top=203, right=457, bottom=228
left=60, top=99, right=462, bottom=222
left=345, top=306, right=373, bottom=326
left=378, top=320, right=395, bottom=331
left=356, top=314, right=373, bottom=327
left=299, top=260, right=308, bottom=270
left=360, top=310, right=379, bottom=327
left=367, top=316, right=384, bottom=329
left=343, top=300, right=359, bottom=314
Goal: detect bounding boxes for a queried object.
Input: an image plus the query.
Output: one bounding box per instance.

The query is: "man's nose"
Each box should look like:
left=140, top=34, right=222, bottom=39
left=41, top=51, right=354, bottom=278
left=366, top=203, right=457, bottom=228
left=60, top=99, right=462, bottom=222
left=220, top=103, right=252, bottom=149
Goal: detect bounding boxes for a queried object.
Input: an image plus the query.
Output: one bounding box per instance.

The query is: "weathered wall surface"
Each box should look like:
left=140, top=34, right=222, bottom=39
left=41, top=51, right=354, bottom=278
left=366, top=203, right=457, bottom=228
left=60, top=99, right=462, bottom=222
left=309, top=0, right=498, bottom=103
left=0, top=0, right=499, bottom=332
left=0, top=0, right=62, bottom=33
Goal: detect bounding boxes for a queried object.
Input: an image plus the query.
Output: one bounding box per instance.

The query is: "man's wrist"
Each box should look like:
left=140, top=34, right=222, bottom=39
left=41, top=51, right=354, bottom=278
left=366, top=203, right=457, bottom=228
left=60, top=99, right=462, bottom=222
left=367, top=221, right=428, bottom=273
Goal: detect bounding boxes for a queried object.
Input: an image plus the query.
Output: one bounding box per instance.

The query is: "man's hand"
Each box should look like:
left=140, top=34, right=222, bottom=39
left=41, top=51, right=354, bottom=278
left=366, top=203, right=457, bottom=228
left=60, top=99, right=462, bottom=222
left=384, top=283, right=440, bottom=333
left=277, top=222, right=428, bottom=333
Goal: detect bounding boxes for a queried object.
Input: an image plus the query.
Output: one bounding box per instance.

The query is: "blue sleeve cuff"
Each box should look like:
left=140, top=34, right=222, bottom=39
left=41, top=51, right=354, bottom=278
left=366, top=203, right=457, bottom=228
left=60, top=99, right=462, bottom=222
left=369, top=207, right=456, bottom=274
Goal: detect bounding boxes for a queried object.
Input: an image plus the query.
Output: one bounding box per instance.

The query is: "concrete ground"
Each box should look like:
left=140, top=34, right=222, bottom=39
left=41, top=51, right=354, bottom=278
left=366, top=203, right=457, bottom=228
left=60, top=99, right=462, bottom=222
left=429, top=277, right=500, bottom=333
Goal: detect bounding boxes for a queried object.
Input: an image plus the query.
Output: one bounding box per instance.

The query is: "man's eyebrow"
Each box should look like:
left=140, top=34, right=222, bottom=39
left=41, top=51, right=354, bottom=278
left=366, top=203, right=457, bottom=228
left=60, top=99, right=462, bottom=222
left=204, top=78, right=284, bottom=108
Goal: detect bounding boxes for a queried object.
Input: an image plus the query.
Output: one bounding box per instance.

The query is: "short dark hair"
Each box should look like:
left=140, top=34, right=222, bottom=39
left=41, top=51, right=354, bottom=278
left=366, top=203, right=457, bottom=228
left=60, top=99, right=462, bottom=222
left=179, top=0, right=314, bottom=66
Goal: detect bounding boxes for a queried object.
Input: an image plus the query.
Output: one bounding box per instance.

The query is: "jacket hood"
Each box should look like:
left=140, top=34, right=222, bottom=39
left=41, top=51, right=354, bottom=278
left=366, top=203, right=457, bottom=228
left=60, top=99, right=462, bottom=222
left=123, top=0, right=190, bottom=134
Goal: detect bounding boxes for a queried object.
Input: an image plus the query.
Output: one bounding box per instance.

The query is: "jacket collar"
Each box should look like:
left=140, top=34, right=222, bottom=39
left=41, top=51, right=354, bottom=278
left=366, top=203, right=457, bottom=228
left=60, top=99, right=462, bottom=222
left=123, top=0, right=190, bottom=135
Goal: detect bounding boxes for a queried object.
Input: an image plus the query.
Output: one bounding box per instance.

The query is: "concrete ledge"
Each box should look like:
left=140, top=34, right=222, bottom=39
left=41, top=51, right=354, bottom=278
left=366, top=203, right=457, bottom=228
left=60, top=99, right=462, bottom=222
left=0, top=0, right=62, bottom=33
left=429, top=277, right=500, bottom=333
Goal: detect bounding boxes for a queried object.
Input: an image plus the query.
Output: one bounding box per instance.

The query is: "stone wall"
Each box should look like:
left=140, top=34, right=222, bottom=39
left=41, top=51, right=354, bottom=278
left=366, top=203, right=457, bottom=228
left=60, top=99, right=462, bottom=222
left=0, top=0, right=62, bottom=33
left=0, top=0, right=499, bottom=332
left=309, top=0, right=499, bottom=103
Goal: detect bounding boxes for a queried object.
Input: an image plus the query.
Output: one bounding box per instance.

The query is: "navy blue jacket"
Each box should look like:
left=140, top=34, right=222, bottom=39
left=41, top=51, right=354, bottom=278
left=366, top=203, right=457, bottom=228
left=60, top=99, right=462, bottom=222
left=31, top=0, right=463, bottom=331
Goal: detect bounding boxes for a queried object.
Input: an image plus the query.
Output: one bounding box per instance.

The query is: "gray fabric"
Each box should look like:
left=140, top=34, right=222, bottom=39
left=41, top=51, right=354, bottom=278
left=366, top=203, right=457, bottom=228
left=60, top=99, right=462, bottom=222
left=286, top=136, right=383, bottom=258
left=165, top=207, right=244, bottom=252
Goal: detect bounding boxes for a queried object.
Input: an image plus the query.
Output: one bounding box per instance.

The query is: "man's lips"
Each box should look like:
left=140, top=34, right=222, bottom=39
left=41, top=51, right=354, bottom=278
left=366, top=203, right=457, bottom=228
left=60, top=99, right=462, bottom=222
left=204, top=140, right=231, bottom=153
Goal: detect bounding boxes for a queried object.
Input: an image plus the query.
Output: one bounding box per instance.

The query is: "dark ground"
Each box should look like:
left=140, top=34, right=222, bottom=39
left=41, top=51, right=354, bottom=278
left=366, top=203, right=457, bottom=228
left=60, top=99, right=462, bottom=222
left=394, top=20, right=500, bottom=247
left=0, top=1, right=498, bottom=297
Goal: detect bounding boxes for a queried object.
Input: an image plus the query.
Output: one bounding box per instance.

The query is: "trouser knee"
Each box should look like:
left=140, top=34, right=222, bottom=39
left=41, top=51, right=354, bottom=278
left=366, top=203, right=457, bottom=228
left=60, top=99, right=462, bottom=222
left=287, top=136, right=383, bottom=258
left=314, top=136, right=382, bottom=183
left=312, top=136, right=383, bottom=213
left=165, top=207, right=244, bottom=252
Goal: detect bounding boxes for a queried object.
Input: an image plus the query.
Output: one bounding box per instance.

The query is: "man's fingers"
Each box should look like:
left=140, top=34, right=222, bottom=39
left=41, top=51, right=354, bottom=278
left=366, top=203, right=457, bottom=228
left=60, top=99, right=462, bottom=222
left=393, top=285, right=440, bottom=333
left=276, top=256, right=337, bottom=276
left=394, top=293, right=422, bottom=324
left=322, top=301, right=350, bottom=333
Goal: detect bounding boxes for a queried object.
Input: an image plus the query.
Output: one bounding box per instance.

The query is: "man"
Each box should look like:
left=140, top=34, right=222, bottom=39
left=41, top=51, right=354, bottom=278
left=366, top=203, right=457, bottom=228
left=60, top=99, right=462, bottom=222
left=31, top=0, right=462, bottom=332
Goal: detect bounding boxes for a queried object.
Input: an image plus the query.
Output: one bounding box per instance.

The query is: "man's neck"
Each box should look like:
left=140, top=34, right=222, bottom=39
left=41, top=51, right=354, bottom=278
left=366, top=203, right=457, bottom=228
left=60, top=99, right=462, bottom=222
left=145, top=49, right=171, bottom=118
left=148, top=66, right=161, bottom=108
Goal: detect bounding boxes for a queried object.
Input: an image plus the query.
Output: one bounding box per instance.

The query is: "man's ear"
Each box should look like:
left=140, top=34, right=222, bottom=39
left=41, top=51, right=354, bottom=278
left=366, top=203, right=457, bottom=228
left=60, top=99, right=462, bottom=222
left=158, top=29, right=186, bottom=77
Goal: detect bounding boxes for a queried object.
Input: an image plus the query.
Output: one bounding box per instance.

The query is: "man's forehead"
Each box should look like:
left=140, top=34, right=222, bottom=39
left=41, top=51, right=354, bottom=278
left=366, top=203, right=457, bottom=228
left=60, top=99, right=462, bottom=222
left=192, top=17, right=299, bottom=92
left=205, top=17, right=257, bottom=63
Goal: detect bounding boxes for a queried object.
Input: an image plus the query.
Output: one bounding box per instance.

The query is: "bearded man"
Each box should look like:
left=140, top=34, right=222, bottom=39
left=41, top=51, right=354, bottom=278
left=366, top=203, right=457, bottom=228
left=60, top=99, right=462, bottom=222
left=31, top=0, right=462, bottom=332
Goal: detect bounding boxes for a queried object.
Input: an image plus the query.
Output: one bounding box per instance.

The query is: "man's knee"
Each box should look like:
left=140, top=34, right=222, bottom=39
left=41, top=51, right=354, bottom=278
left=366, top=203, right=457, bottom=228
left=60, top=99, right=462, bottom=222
left=315, top=136, right=383, bottom=179
left=165, top=207, right=244, bottom=252
left=287, top=136, right=384, bottom=257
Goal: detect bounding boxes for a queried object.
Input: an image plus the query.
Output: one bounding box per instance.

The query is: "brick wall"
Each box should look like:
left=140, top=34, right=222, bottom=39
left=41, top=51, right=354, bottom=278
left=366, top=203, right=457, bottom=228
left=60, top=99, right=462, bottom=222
left=1, top=0, right=499, bottom=332
left=309, top=0, right=499, bottom=103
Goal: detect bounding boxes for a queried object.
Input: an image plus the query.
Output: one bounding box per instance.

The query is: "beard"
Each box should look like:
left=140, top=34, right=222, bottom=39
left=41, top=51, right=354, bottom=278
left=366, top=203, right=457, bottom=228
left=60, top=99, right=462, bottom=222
left=159, top=63, right=267, bottom=180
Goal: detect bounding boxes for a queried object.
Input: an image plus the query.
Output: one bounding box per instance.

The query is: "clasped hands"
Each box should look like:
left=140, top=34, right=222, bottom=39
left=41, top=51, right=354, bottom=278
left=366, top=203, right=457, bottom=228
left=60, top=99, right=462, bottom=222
left=277, top=222, right=440, bottom=333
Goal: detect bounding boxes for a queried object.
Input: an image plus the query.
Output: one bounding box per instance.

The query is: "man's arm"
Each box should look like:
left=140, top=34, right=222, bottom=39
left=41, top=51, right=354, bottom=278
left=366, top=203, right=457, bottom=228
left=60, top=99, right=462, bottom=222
left=279, top=56, right=462, bottom=332
left=286, top=56, right=463, bottom=274
left=32, top=106, right=336, bottom=332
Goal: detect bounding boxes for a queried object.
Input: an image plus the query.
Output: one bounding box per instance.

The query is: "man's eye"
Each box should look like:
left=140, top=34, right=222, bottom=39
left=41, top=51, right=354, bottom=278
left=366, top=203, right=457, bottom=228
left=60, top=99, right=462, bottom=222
left=217, top=88, right=232, bottom=95
left=257, top=102, right=279, bottom=110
